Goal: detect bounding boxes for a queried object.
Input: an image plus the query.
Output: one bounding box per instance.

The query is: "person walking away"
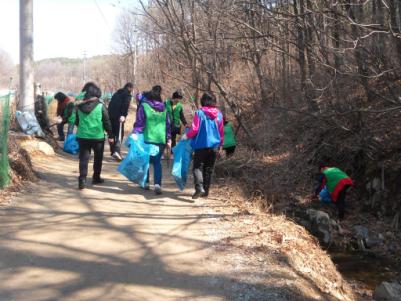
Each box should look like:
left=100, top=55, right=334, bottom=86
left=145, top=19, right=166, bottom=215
left=314, top=164, right=354, bottom=220
left=54, top=92, right=74, bottom=141
left=165, top=90, right=188, bottom=151
left=132, top=85, right=171, bottom=195
left=108, top=82, right=133, bottom=161
left=223, top=119, right=236, bottom=157
left=181, top=92, right=224, bottom=199
left=70, top=82, right=113, bottom=190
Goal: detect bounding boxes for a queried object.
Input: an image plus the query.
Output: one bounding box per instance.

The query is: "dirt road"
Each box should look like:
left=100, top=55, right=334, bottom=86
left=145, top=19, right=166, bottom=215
left=0, top=150, right=350, bottom=301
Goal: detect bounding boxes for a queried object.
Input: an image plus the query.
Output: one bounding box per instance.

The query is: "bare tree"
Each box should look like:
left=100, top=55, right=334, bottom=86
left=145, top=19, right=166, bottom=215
left=0, top=49, right=15, bottom=89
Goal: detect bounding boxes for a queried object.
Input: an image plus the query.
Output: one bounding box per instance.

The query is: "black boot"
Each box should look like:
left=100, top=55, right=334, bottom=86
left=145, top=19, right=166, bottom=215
left=201, top=189, right=209, bottom=198
left=79, top=178, right=86, bottom=190
left=92, top=177, right=105, bottom=185
left=192, top=185, right=205, bottom=199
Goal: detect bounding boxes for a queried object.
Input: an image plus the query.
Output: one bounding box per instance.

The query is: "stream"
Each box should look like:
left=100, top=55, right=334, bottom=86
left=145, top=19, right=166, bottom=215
left=331, top=252, right=401, bottom=290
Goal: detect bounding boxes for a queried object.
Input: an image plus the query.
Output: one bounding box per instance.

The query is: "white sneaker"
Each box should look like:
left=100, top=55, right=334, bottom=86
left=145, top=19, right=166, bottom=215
left=154, top=184, right=162, bottom=195
left=112, top=152, right=123, bottom=161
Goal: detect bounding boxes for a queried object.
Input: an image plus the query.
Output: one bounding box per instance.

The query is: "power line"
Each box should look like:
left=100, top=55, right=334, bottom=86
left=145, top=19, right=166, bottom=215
left=93, top=0, right=112, bottom=31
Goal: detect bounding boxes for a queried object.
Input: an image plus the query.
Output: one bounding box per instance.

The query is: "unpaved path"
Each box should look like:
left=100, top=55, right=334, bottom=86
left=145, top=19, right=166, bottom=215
left=0, top=150, right=346, bottom=301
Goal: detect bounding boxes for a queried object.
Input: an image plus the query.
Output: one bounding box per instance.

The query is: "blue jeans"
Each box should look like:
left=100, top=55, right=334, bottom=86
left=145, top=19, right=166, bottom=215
left=145, top=145, right=165, bottom=186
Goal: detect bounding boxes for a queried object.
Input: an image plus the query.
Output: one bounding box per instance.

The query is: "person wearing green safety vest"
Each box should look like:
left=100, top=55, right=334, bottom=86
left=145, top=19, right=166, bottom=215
left=70, top=82, right=113, bottom=190
left=132, top=85, right=172, bottom=195
left=165, top=90, right=188, bottom=150
left=314, top=164, right=354, bottom=220
left=223, top=119, right=236, bottom=157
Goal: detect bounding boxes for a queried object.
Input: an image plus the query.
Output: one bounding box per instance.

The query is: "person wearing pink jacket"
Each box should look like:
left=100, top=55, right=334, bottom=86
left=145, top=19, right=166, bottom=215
left=181, top=92, right=224, bottom=199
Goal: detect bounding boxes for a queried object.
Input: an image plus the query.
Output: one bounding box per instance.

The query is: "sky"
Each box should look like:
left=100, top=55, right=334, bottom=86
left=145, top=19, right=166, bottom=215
left=0, top=0, right=140, bottom=63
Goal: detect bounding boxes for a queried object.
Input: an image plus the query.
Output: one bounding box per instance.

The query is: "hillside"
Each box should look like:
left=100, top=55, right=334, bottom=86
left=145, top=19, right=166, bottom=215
left=0, top=54, right=128, bottom=93
left=34, top=55, right=121, bottom=92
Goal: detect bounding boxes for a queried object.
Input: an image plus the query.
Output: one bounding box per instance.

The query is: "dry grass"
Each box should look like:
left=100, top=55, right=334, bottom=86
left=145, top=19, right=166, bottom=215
left=210, top=183, right=357, bottom=300
left=0, top=133, right=38, bottom=204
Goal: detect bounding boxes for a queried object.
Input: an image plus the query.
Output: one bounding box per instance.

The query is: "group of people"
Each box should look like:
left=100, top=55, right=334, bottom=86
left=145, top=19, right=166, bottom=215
left=55, top=82, right=237, bottom=199
left=54, top=81, right=353, bottom=219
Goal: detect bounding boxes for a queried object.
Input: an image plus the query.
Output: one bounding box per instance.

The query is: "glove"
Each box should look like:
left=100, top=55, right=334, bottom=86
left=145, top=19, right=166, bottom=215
left=181, top=133, right=188, bottom=140
left=119, top=116, right=126, bottom=123
left=131, top=133, right=138, bottom=141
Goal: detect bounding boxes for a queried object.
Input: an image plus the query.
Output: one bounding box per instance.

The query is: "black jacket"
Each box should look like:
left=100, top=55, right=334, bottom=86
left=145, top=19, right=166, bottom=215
left=108, top=88, right=131, bottom=119
left=74, top=98, right=113, bottom=139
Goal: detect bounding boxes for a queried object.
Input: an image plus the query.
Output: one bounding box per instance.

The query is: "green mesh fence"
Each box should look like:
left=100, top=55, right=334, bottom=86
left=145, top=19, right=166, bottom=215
left=0, top=93, right=11, bottom=188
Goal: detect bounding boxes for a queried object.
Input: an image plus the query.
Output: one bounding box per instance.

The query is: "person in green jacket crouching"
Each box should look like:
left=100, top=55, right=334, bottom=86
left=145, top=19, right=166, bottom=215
left=70, top=82, right=113, bottom=190
left=223, top=120, right=236, bottom=157
left=314, top=164, right=354, bottom=220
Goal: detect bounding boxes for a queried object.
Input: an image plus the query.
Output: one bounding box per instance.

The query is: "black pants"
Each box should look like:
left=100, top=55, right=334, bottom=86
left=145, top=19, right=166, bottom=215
left=193, top=148, right=218, bottom=193
left=336, top=186, right=350, bottom=220
left=57, top=123, right=65, bottom=140
left=224, top=146, right=236, bottom=158
left=110, top=119, right=124, bottom=155
left=171, top=126, right=181, bottom=151
left=79, top=140, right=105, bottom=180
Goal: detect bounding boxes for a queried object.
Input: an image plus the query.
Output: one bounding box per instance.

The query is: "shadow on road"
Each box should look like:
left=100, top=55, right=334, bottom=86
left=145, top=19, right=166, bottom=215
left=0, top=153, right=329, bottom=300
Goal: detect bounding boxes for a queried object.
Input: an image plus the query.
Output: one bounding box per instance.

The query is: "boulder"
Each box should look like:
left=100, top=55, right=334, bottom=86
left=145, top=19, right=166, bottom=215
left=306, top=209, right=331, bottom=245
left=19, top=140, right=55, bottom=156
left=353, top=225, right=369, bottom=240
left=373, top=282, right=401, bottom=301
left=353, top=225, right=370, bottom=250
left=365, top=237, right=383, bottom=248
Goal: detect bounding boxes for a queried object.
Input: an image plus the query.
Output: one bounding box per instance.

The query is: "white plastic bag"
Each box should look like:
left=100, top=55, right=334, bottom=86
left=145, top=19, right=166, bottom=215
left=16, top=110, right=45, bottom=137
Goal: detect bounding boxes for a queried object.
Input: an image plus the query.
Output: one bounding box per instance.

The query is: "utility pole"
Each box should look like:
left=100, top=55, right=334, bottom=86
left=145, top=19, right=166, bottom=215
left=133, top=17, right=138, bottom=87
left=133, top=39, right=137, bottom=86
left=19, top=0, right=34, bottom=112
left=83, top=50, right=87, bottom=84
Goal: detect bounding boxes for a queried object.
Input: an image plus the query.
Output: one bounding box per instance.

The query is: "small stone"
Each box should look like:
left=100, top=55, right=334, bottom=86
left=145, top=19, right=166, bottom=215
left=388, top=243, right=398, bottom=254
left=372, top=178, right=381, bottom=192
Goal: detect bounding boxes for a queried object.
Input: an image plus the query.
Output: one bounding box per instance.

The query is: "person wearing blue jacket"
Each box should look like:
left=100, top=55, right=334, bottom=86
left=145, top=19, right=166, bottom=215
left=181, top=92, right=224, bottom=199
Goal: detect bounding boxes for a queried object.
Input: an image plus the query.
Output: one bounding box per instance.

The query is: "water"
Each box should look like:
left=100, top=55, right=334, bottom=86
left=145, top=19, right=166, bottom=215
left=331, top=252, right=401, bottom=289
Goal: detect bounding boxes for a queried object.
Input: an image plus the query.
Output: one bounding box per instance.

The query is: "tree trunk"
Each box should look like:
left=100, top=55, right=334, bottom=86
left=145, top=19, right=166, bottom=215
left=294, top=0, right=318, bottom=111
left=346, top=2, right=374, bottom=101
left=389, top=0, right=401, bottom=66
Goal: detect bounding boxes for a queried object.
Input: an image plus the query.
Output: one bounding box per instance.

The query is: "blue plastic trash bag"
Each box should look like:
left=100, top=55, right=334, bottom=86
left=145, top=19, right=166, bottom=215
left=124, top=135, right=159, bottom=156
left=172, top=139, right=193, bottom=191
left=63, top=134, right=79, bottom=155
left=118, top=134, right=159, bottom=187
left=319, top=186, right=332, bottom=204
